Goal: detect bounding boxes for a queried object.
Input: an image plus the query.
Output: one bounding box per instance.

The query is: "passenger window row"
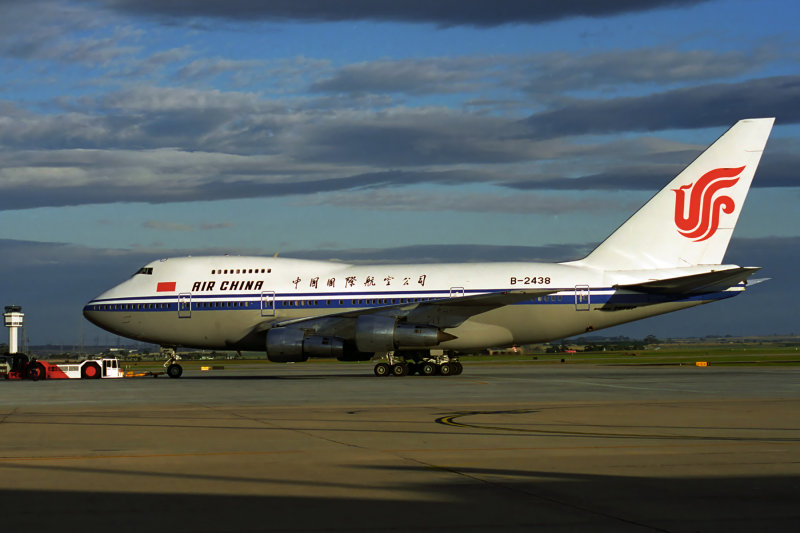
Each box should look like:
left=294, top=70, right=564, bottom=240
left=536, top=296, right=564, bottom=302
left=91, top=297, right=441, bottom=312
left=93, top=303, right=169, bottom=311
left=279, top=297, right=435, bottom=308
left=212, top=268, right=271, bottom=275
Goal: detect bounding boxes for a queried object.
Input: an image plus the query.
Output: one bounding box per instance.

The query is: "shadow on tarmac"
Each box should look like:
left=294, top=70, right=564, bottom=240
left=1, top=467, right=798, bottom=532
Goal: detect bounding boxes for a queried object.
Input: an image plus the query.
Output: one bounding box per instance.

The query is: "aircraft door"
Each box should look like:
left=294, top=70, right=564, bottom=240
left=178, top=293, right=192, bottom=318
left=261, top=291, right=276, bottom=317
left=574, top=285, right=590, bottom=311
left=449, top=287, right=465, bottom=298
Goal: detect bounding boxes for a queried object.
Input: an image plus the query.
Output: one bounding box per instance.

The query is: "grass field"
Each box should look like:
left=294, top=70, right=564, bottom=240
left=115, top=344, right=800, bottom=373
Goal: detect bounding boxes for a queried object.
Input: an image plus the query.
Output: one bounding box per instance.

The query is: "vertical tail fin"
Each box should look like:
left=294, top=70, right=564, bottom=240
left=574, top=118, right=774, bottom=270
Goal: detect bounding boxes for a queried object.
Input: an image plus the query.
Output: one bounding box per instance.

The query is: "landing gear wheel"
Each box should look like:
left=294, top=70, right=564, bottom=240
left=27, top=363, right=45, bottom=381
left=439, top=363, right=452, bottom=376
left=374, top=362, right=390, bottom=377
left=391, top=363, right=408, bottom=377
left=167, top=363, right=183, bottom=379
left=421, top=363, right=437, bottom=376
left=407, top=362, right=418, bottom=376
left=452, top=362, right=463, bottom=375
left=81, top=363, right=101, bottom=379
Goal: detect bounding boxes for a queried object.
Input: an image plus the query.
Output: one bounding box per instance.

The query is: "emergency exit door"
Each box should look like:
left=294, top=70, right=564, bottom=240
left=178, top=293, right=192, bottom=318
left=574, top=285, right=590, bottom=311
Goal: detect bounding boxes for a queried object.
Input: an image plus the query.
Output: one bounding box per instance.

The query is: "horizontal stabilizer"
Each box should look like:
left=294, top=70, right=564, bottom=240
left=614, top=267, right=761, bottom=295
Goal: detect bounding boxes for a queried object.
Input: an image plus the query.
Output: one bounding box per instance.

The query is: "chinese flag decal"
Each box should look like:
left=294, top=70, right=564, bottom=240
left=157, top=282, right=177, bottom=292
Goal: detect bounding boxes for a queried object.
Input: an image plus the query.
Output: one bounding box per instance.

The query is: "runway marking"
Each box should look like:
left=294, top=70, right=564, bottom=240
left=0, top=450, right=303, bottom=463
left=435, top=410, right=800, bottom=442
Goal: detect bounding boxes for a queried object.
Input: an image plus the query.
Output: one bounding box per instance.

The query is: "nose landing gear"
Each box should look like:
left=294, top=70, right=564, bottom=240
left=161, top=346, right=183, bottom=378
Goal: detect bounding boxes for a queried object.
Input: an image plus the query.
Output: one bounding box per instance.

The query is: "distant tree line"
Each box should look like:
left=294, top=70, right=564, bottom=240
left=547, top=335, right=661, bottom=353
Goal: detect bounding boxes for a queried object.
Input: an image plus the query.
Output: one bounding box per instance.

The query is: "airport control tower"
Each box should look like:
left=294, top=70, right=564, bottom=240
left=4, top=305, right=24, bottom=354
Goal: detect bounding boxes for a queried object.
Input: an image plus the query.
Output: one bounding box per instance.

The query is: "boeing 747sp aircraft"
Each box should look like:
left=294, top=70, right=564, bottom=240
left=84, top=118, right=774, bottom=378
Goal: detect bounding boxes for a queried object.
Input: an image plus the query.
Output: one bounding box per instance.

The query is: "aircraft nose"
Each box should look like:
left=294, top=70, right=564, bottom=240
left=83, top=298, right=104, bottom=328
left=83, top=287, right=117, bottom=330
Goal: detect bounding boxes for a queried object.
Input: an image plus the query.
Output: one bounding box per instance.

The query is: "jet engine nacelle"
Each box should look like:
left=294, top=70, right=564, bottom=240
left=354, top=315, right=452, bottom=352
left=266, top=328, right=344, bottom=362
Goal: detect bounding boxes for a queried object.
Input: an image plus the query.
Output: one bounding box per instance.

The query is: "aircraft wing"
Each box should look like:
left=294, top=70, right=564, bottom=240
left=262, top=288, right=557, bottom=337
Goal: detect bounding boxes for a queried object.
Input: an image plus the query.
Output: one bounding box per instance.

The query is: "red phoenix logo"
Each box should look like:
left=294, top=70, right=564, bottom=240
left=673, top=166, right=745, bottom=242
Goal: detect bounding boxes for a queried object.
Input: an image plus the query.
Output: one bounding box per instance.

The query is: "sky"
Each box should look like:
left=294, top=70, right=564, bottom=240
left=0, top=0, right=798, bottom=347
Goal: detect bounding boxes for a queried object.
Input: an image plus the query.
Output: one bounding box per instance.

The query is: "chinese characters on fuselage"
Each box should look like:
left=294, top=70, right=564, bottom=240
left=189, top=274, right=428, bottom=292
left=292, top=274, right=427, bottom=290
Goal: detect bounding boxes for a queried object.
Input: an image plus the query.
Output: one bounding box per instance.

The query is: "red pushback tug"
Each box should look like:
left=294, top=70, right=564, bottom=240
left=0, top=354, right=124, bottom=380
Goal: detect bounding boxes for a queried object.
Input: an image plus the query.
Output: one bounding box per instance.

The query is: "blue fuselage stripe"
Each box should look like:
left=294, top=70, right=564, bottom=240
left=83, top=287, right=738, bottom=313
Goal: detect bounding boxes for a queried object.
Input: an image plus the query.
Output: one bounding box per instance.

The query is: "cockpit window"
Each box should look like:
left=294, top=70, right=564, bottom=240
left=134, top=267, right=154, bottom=276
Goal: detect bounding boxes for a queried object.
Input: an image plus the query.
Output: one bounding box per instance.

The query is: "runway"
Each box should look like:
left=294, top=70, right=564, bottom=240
left=1, top=363, right=799, bottom=532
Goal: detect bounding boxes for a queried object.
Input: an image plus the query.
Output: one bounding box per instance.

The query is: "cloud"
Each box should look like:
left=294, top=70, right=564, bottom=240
left=93, top=0, right=712, bottom=27
left=115, top=46, right=195, bottom=78
left=0, top=71, right=796, bottom=213
left=0, top=1, right=138, bottom=65
left=0, top=129, right=793, bottom=212
left=142, top=220, right=194, bottom=232
left=141, top=220, right=234, bottom=232
left=503, top=137, right=800, bottom=192
left=311, top=57, right=493, bottom=95
left=311, top=48, right=773, bottom=98
left=523, top=76, right=800, bottom=137
left=290, top=243, right=592, bottom=264
left=176, top=57, right=266, bottom=82
left=518, top=48, right=776, bottom=98
left=300, top=189, right=636, bottom=215
left=200, top=222, right=235, bottom=230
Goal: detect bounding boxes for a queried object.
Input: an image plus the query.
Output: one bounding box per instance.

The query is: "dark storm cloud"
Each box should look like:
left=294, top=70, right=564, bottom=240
left=519, top=48, right=775, bottom=96
left=0, top=169, right=474, bottom=210
left=1, top=89, right=535, bottom=164
left=507, top=166, right=684, bottom=192
left=0, top=1, right=135, bottom=64
left=93, top=0, right=710, bottom=27
left=293, top=112, right=535, bottom=166
left=524, top=76, right=800, bottom=138
left=628, top=235, right=800, bottom=338
left=505, top=151, right=800, bottom=191
left=604, top=235, right=800, bottom=339
left=312, top=48, right=771, bottom=97
left=1, top=74, right=796, bottom=212
left=290, top=243, right=592, bottom=264
left=311, top=57, right=490, bottom=95
left=0, top=238, right=249, bottom=345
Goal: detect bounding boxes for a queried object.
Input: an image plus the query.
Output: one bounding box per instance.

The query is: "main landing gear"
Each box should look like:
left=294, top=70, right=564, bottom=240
left=161, top=346, right=183, bottom=378
left=373, top=352, right=463, bottom=377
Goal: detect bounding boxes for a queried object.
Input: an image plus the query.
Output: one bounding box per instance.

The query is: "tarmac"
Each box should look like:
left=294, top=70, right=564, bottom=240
left=1, top=362, right=799, bottom=532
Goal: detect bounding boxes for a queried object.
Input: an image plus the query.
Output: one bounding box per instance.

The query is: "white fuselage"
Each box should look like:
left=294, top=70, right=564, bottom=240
left=83, top=256, right=742, bottom=352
